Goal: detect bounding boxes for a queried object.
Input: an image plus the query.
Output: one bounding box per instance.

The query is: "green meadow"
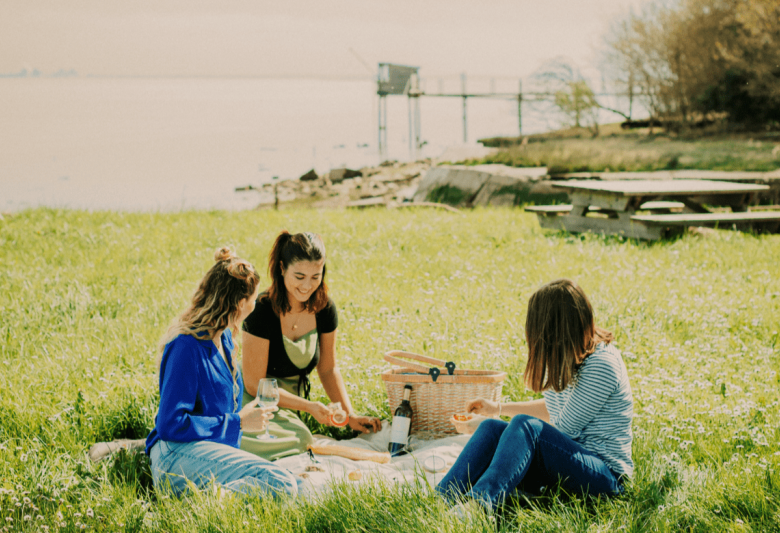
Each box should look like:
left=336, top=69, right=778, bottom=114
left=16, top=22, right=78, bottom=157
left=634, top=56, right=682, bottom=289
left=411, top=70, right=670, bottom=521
left=1, top=207, right=779, bottom=532
left=476, top=126, right=780, bottom=173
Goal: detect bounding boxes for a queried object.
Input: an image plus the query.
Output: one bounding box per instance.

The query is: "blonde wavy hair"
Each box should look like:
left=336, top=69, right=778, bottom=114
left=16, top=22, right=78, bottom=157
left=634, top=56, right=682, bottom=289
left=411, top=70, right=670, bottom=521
left=157, top=247, right=260, bottom=397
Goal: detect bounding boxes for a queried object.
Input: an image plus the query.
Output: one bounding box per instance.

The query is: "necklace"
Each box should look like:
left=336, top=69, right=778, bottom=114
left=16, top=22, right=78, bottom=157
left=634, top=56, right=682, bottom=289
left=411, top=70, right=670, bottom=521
left=289, top=308, right=304, bottom=330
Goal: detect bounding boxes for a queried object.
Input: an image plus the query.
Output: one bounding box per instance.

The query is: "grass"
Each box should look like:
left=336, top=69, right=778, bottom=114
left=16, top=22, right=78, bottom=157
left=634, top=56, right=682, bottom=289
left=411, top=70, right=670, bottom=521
left=427, top=185, right=470, bottom=206
left=474, top=125, right=780, bottom=173
left=1, top=207, right=779, bottom=532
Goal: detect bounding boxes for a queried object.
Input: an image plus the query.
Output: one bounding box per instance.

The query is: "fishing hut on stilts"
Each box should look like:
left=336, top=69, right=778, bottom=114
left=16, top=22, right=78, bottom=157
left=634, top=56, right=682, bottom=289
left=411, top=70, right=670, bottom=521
left=376, top=63, right=523, bottom=161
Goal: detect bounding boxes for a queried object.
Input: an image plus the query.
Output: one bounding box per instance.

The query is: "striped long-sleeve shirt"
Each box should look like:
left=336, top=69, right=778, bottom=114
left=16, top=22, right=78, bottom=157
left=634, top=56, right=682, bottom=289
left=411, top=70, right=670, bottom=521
left=543, top=342, right=634, bottom=478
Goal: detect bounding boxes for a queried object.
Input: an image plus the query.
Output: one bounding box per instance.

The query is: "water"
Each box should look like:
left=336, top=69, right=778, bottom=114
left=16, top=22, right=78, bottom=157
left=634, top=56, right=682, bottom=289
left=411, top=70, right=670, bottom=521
left=0, top=77, right=531, bottom=212
left=257, top=397, right=279, bottom=408
left=256, top=394, right=279, bottom=440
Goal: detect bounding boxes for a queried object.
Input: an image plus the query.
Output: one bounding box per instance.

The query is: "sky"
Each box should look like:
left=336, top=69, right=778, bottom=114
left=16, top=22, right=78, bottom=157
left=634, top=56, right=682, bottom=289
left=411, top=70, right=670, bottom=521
left=2, top=0, right=651, bottom=80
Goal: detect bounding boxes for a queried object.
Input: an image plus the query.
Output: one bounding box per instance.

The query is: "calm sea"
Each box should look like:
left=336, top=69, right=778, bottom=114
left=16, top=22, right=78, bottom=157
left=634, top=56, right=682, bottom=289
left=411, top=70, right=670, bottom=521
left=0, top=77, right=530, bottom=212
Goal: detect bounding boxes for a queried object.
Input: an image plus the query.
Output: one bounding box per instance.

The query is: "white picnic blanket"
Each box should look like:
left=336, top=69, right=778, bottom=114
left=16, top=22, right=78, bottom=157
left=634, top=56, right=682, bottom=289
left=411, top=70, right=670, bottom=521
left=275, top=424, right=471, bottom=499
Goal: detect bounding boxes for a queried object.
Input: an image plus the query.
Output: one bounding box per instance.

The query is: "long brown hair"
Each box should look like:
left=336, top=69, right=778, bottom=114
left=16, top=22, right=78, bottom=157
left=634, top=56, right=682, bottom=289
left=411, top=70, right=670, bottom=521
left=265, top=230, right=329, bottom=316
left=158, top=247, right=260, bottom=366
left=523, top=279, right=613, bottom=393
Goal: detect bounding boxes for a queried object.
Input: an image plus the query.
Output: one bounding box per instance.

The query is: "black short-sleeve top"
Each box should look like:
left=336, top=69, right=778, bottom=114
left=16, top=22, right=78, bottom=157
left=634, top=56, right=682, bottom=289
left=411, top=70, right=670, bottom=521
left=242, top=293, right=338, bottom=399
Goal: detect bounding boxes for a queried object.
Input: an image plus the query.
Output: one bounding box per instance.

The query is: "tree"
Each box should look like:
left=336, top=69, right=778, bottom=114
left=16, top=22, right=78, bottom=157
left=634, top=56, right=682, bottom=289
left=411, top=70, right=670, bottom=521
left=701, top=0, right=780, bottom=124
left=605, top=0, right=780, bottom=129
left=554, top=80, right=600, bottom=130
left=604, top=2, right=678, bottom=126
left=531, top=58, right=602, bottom=135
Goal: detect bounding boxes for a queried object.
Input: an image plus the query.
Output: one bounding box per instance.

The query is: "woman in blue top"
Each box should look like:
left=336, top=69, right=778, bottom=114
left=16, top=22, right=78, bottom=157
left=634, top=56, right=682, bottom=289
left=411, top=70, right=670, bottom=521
left=145, top=247, right=298, bottom=497
left=437, top=279, right=633, bottom=512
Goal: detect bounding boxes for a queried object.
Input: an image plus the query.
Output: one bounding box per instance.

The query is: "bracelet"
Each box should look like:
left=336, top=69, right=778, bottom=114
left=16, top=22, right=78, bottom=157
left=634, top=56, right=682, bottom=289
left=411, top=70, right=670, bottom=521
left=497, top=402, right=502, bottom=418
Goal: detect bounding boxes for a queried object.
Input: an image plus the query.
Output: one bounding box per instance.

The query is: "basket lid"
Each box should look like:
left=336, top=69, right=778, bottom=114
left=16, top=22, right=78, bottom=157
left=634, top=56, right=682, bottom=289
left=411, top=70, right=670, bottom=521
left=381, top=367, right=506, bottom=384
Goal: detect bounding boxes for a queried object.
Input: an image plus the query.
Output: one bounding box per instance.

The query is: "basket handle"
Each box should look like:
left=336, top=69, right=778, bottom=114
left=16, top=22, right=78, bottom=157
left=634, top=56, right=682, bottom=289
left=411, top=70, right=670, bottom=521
left=383, top=351, right=457, bottom=381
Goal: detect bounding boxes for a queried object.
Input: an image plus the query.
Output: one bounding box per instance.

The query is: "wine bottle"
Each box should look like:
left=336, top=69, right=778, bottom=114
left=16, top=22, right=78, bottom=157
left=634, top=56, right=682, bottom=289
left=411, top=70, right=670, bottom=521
left=388, top=384, right=413, bottom=456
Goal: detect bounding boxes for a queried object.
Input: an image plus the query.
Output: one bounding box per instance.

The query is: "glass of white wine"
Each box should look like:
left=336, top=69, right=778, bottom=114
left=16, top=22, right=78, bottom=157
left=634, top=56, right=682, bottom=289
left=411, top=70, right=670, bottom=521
left=256, top=378, right=279, bottom=440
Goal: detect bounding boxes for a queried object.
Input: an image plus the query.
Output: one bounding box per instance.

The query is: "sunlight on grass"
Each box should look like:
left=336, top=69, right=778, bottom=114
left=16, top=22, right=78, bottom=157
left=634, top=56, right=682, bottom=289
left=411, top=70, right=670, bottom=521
left=0, top=208, right=778, bottom=531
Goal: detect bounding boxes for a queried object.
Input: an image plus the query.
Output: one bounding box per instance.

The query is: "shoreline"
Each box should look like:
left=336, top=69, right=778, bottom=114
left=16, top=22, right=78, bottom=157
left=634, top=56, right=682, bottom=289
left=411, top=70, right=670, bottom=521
left=242, top=145, right=500, bottom=210
left=246, top=159, right=431, bottom=210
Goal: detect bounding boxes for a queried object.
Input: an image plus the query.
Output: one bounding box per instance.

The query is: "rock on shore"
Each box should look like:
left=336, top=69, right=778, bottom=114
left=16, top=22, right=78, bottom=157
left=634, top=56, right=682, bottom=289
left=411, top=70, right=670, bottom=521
left=412, top=165, right=565, bottom=207
left=240, top=156, right=780, bottom=209
left=242, top=160, right=567, bottom=209
left=247, top=161, right=431, bottom=209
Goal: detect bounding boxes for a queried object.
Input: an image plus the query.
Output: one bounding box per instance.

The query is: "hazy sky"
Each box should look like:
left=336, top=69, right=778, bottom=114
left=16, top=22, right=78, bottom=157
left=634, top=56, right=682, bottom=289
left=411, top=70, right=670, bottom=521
left=2, top=0, right=650, bottom=79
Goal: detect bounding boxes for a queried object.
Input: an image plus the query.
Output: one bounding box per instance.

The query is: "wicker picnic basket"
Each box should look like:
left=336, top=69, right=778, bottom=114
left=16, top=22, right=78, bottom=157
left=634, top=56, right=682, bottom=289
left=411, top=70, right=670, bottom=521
left=382, top=351, right=506, bottom=437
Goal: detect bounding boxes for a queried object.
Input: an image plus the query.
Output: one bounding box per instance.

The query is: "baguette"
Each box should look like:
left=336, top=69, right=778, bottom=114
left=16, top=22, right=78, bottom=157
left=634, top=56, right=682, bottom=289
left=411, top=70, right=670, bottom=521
left=307, top=444, right=391, bottom=464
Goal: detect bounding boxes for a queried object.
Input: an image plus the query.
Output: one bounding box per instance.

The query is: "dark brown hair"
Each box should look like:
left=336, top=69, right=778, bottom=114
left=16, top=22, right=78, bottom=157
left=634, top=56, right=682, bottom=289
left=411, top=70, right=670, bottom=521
left=265, top=230, right=329, bottom=316
left=523, top=279, right=613, bottom=393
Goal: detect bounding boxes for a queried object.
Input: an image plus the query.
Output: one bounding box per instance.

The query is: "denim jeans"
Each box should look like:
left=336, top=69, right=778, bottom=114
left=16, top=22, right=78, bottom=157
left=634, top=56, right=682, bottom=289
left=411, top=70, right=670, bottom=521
left=436, top=415, right=623, bottom=510
left=150, top=440, right=301, bottom=497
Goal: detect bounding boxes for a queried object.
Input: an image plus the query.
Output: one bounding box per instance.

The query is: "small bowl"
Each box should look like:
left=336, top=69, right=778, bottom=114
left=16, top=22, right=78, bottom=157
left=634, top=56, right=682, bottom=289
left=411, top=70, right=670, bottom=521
left=451, top=412, right=486, bottom=434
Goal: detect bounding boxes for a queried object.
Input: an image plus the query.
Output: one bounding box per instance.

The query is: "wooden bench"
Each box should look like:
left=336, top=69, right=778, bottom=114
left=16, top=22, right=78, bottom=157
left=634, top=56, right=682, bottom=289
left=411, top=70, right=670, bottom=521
left=525, top=201, right=685, bottom=214
left=631, top=211, right=780, bottom=229
left=524, top=204, right=573, bottom=214
left=530, top=208, right=780, bottom=236
left=526, top=179, right=775, bottom=240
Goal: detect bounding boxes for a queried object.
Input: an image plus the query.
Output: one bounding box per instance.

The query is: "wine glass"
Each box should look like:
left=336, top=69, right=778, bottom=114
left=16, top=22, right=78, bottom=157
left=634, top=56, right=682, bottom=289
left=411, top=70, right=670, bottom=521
left=256, top=378, right=279, bottom=440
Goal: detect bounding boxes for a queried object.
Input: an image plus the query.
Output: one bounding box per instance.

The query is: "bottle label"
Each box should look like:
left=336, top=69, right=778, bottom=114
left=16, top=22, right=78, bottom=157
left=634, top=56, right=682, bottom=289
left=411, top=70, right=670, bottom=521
left=389, top=416, right=411, bottom=444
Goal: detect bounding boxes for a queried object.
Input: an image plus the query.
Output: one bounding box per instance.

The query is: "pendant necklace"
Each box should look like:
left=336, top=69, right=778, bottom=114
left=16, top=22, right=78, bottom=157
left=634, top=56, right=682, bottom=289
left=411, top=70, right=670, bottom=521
left=290, top=308, right=303, bottom=330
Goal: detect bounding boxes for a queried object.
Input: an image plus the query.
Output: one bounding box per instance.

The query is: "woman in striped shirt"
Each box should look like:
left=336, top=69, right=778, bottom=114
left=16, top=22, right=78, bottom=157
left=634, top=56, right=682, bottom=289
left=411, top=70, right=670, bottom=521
left=437, top=279, right=633, bottom=511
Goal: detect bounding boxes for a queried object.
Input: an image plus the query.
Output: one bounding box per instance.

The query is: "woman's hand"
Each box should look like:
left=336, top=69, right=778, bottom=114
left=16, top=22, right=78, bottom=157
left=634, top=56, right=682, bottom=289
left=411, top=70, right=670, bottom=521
left=238, top=398, right=277, bottom=432
left=347, top=415, right=382, bottom=434
left=308, top=401, right=333, bottom=426
left=467, top=398, right=499, bottom=417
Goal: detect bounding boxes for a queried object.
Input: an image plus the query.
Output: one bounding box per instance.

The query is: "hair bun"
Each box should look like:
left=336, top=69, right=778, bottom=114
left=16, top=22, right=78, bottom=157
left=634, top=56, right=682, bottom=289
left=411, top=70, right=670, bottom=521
left=214, top=246, right=236, bottom=262
left=227, top=259, right=254, bottom=280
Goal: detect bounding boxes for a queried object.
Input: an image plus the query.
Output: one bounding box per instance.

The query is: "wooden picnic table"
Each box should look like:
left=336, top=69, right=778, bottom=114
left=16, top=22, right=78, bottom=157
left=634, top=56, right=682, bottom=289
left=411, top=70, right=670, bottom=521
left=526, top=179, right=779, bottom=240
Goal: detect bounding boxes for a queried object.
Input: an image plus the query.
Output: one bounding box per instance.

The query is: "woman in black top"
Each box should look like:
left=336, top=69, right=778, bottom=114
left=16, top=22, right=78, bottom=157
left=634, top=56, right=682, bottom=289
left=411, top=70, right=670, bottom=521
left=240, top=231, right=381, bottom=460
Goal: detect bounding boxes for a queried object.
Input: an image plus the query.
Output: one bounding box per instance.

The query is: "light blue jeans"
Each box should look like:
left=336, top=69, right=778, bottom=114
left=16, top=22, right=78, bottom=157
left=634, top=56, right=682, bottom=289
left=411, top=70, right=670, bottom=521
left=150, top=440, right=300, bottom=497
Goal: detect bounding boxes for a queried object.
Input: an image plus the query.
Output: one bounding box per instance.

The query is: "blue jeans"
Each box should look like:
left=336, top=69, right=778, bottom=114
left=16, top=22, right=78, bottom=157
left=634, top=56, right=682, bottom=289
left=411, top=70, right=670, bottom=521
left=150, top=440, right=300, bottom=497
left=436, top=415, right=623, bottom=510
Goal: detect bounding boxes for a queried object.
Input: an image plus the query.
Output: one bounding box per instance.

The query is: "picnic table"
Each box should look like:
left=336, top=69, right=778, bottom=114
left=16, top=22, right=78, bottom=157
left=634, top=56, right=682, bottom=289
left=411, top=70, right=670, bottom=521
left=526, top=179, right=780, bottom=240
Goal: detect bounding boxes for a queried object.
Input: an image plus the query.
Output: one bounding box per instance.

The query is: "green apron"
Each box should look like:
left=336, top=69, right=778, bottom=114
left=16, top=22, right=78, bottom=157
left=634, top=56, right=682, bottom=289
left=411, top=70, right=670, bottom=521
left=239, top=329, right=317, bottom=461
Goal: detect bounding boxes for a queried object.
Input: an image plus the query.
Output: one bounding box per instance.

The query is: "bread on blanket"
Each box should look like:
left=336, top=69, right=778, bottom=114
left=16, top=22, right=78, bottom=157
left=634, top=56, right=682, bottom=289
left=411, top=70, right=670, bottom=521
left=307, top=444, right=391, bottom=464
